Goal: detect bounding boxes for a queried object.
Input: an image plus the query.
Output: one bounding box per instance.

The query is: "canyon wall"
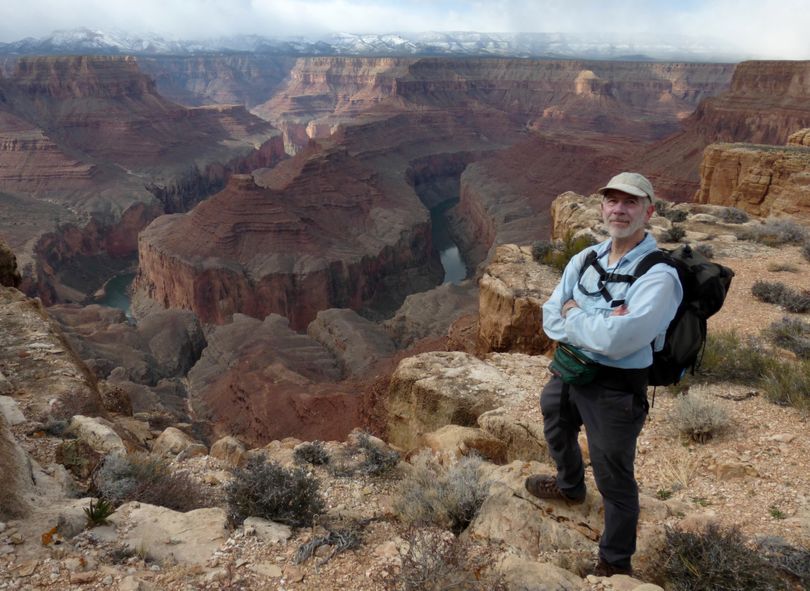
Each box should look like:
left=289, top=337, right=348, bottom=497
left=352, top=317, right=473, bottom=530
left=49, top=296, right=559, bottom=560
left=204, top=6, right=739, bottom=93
left=639, top=60, right=810, bottom=201
left=695, top=140, right=810, bottom=220
left=0, top=56, right=286, bottom=302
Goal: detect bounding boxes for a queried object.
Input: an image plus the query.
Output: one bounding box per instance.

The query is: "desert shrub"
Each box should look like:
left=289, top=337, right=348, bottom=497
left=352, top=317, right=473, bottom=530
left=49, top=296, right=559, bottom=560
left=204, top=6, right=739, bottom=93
left=531, top=240, right=553, bottom=263
left=329, top=432, right=400, bottom=477
left=664, top=208, right=688, bottom=223
left=662, top=225, right=686, bottom=243
left=294, top=440, right=330, bottom=466
left=386, top=528, right=506, bottom=591
left=757, top=536, right=810, bottom=587
left=692, top=331, right=777, bottom=385
left=767, top=262, right=799, bottom=273
left=226, top=455, right=324, bottom=527
left=719, top=207, right=750, bottom=224
left=670, top=387, right=729, bottom=443
left=765, top=317, right=810, bottom=359
left=761, top=360, right=810, bottom=411
left=694, top=243, right=714, bottom=259
left=394, top=452, right=489, bottom=535
left=93, top=453, right=206, bottom=512
left=537, top=232, right=597, bottom=273
left=742, top=218, right=809, bottom=246
left=658, top=524, right=789, bottom=590
left=751, top=280, right=810, bottom=313
left=654, top=200, right=668, bottom=216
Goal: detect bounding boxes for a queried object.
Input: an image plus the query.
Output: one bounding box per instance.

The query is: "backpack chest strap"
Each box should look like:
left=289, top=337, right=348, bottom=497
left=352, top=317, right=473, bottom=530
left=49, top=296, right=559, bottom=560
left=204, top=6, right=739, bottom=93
left=578, top=250, right=637, bottom=307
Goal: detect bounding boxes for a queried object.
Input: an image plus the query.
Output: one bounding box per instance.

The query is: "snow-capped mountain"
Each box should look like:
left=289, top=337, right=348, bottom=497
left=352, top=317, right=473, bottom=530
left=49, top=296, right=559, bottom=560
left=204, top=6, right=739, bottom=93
left=0, top=28, right=747, bottom=62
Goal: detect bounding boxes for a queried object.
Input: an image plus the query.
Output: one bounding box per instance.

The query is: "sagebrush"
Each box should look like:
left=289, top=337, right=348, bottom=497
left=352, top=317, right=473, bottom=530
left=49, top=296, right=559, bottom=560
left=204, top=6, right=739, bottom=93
left=752, top=280, right=810, bottom=313
left=328, top=432, right=400, bottom=477
left=534, top=232, right=597, bottom=272
left=670, top=387, right=729, bottom=443
left=719, top=207, right=749, bottom=224
left=93, top=453, right=207, bottom=512
left=385, top=528, right=506, bottom=591
left=226, top=455, right=324, bottom=526
left=294, top=440, right=330, bottom=466
left=663, top=224, right=686, bottom=243
left=394, top=452, right=489, bottom=535
left=658, top=524, right=790, bottom=590
left=765, top=317, right=810, bottom=359
left=742, top=218, right=809, bottom=246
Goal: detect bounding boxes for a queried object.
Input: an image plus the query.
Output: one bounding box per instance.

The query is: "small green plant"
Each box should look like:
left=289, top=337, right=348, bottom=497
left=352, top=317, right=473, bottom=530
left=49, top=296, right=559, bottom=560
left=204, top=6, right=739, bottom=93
left=537, top=232, right=597, bottom=272
left=531, top=240, right=554, bottom=263
left=394, top=452, right=489, bottom=535
left=752, top=280, right=810, bottom=313
left=294, top=440, right=330, bottom=466
left=656, top=488, right=673, bottom=501
left=658, top=524, right=789, bottom=590
left=691, top=496, right=711, bottom=507
left=742, top=217, right=809, bottom=246
left=719, top=207, right=749, bottom=224
left=84, top=498, right=115, bottom=527
left=663, top=225, right=686, bottom=243
left=93, top=453, right=207, bottom=512
left=226, top=455, right=324, bottom=527
left=671, top=387, right=730, bottom=443
left=769, top=505, right=786, bottom=520
left=765, top=317, right=810, bottom=359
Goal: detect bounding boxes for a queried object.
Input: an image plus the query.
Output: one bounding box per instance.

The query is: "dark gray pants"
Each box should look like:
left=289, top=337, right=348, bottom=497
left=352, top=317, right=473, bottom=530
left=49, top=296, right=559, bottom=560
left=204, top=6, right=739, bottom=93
left=540, top=372, right=648, bottom=569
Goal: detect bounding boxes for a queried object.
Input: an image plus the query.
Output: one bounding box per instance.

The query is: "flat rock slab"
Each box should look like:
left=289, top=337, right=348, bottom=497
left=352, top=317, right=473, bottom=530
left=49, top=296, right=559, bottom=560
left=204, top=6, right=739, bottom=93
left=115, top=502, right=229, bottom=566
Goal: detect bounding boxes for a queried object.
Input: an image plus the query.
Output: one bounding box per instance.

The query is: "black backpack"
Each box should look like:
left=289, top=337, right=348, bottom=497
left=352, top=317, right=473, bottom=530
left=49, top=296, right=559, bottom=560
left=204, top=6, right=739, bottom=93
left=579, top=244, right=734, bottom=386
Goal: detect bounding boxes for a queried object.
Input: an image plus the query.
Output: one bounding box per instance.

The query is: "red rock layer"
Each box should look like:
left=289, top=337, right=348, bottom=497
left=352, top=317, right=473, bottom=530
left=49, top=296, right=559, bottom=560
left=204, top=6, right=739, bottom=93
left=136, top=147, right=438, bottom=329
left=0, top=56, right=286, bottom=302
left=639, top=60, right=810, bottom=202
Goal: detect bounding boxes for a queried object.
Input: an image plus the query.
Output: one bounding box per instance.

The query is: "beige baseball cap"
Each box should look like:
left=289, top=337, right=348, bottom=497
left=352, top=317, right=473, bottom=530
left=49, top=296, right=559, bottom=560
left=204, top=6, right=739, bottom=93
left=598, top=172, right=655, bottom=202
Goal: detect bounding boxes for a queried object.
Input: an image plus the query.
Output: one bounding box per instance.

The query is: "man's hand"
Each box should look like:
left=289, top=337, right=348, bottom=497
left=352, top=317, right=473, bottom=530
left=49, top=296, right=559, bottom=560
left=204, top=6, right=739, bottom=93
left=610, top=304, right=629, bottom=316
left=561, top=299, right=579, bottom=318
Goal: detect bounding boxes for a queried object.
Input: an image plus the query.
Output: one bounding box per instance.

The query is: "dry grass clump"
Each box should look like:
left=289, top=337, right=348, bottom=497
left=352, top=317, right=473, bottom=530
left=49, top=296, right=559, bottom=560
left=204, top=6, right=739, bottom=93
left=293, top=440, right=330, bottom=466
left=93, top=452, right=207, bottom=512
left=742, top=217, right=809, bottom=246
left=394, top=452, right=489, bottom=535
left=385, top=528, right=506, bottom=591
left=694, top=243, right=715, bottom=259
left=670, top=387, right=730, bottom=443
left=226, top=455, right=324, bottom=527
left=662, top=224, right=686, bottom=243
left=718, top=207, right=750, bottom=224
left=658, top=524, right=791, bottom=590
left=765, top=317, right=810, bottom=359
left=766, top=262, right=799, bottom=273
left=762, top=360, right=810, bottom=412
left=532, top=232, right=597, bottom=272
left=693, top=331, right=776, bottom=385
left=328, top=432, right=400, bottom=477
left=752, top=280, right=810, bottom=313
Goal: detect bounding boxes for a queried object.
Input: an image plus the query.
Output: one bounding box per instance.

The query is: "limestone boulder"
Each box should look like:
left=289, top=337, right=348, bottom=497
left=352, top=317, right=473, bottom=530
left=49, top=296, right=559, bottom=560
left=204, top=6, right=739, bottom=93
left=210, top=435, right=247, bottom=467
left=422, top=425, right=508, bottom=464
left=549, top=192, right=605, bottom=243
left=152, top=427, right=202, bottom=458
left=477, top=245, right=558, bottom=355
left=69, top=415, right=127, bottom=455
left=477, top=407, right=548, bottom=463
left=113, top=502, right=229, bottom=565
left=243, top=517, right=292, bottom=544
left=0, top=412, right=31, bottom=518
left=386, top=351, right=522, bottom=450
left=496, top=555, right=587, bottom=590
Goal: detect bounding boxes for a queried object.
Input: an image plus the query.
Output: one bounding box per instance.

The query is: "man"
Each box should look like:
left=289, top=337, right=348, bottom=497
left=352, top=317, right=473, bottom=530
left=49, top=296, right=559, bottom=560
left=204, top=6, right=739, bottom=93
left=526, top=172, right=682, bottom=576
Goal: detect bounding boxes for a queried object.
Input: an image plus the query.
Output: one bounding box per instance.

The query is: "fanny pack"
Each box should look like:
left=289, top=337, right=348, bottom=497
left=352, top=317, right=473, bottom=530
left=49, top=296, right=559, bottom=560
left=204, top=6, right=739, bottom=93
left=550, top=343, right=599, bottom=385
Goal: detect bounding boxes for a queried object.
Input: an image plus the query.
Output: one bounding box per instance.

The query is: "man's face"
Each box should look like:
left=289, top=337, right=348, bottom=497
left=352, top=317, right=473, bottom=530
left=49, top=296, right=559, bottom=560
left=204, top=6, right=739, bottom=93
left=601, top=189, right=654, bottom=240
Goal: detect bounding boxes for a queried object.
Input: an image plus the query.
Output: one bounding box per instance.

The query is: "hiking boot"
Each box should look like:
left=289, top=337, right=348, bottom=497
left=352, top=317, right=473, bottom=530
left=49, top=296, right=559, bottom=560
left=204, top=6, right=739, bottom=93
left=592, top=559, right=634, bottom=577
left=524, top=475, right=585, bottom=505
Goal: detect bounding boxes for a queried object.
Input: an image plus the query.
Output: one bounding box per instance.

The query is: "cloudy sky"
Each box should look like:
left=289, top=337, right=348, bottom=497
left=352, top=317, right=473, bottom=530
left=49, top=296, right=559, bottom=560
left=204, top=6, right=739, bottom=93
left=1, top=0, right=808, bottom=59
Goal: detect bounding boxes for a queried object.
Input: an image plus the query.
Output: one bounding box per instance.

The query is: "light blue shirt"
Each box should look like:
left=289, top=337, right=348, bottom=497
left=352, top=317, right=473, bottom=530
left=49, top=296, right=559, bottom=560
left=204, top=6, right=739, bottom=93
left=542, top=233, right=683, bottom=369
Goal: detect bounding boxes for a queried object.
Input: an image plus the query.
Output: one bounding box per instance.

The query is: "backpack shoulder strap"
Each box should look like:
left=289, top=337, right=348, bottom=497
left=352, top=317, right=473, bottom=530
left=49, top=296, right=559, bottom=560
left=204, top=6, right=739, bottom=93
left=634, top=249, right=674, bottom=278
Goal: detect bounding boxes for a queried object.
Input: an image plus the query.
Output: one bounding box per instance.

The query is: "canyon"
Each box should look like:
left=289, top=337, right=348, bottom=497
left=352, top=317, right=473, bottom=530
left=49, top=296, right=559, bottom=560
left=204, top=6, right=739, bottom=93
left=3, top=51, right=810, bottom=446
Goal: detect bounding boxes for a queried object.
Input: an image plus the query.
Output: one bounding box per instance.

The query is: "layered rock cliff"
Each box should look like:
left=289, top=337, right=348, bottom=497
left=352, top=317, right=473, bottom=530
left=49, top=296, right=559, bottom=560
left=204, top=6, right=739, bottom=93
left=695, top=141, right=810, bottom=219
left=0, top=56, right=286, bottom=302
left=640, top=60, right=810, bottom=201
left=136, top=148, right=442, bottom=329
